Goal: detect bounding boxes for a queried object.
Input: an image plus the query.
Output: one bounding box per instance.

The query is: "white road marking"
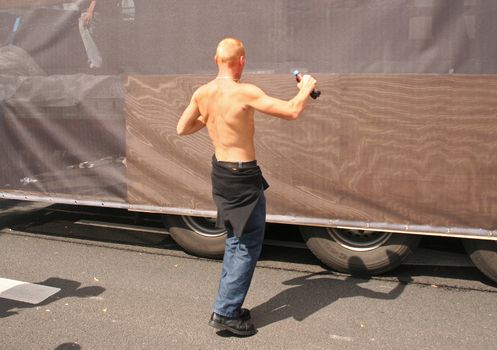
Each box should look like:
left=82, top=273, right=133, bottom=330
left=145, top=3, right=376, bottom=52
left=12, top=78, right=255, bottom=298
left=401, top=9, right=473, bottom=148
left=330, top=334, right=353, bottom=342
left=0, top=278, right=60, bottom=304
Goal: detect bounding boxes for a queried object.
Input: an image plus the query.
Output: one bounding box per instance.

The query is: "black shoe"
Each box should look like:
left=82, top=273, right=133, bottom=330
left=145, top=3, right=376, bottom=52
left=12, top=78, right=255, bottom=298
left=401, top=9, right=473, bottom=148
left=239, top=308, right=251, bottom=321
left=208, top=312, right=257, bottom=336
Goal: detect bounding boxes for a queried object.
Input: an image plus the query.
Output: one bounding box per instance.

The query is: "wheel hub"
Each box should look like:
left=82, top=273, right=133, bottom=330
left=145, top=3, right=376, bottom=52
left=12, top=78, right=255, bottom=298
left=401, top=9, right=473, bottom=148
left=181, top=216, right=226, bottom=238
left=327, top=228, right=392, bottom=252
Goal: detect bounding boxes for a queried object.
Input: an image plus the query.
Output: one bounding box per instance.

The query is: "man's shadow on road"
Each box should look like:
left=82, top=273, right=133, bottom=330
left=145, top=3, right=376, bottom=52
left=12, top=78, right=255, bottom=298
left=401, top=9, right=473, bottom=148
left=0, top=277, right=105, bottom=318
left=251, top=261, right=411, bottom=329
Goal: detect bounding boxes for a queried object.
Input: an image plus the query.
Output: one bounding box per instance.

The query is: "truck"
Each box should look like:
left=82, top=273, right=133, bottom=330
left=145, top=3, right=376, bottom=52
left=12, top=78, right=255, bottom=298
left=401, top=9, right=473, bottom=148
left=1, top=0, right=496, bottom=282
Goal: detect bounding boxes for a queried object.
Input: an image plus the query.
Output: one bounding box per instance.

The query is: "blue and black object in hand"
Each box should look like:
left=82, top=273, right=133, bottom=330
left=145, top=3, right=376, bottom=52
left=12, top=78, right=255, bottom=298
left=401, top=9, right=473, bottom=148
left=293, top=70, right=321, bottom=99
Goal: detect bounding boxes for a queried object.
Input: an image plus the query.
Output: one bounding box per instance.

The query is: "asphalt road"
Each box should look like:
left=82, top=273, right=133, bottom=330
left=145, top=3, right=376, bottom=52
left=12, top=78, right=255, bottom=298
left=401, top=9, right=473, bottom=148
left=1, top=200, right=497, bottom=349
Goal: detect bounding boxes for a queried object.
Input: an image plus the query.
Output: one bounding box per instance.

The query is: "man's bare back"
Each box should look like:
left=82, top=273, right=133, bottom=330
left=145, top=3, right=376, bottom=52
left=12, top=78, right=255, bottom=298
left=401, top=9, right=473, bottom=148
left=195, top=78, right=257, bottom=162
left=177, top=37, right=316, bottom=162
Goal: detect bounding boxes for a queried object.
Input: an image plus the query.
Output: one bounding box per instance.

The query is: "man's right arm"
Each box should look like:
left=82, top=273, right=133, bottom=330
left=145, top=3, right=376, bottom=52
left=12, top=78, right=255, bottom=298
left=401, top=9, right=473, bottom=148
left=245, top=75, right=317, bottom=120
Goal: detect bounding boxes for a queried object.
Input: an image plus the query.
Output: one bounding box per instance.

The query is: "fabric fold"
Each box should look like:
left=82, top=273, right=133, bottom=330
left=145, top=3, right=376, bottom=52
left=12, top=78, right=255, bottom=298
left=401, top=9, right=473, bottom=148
left=211, top=155, right=269, bottom=237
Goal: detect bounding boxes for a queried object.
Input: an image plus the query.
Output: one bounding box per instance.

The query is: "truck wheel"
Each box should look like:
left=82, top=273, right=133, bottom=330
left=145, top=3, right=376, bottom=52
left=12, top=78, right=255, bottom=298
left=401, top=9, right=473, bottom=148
left=463, top=239, right=497, bottom=283
left=299, top=226, right=420, bottom=275
left=162, top=215, right=226, bottom=259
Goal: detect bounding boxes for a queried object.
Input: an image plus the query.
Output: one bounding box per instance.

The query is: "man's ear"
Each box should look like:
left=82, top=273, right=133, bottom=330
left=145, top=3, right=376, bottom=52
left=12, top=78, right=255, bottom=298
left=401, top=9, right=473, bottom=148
left=239, top=56, right=245, bottom=66
left=214, top=55, right=218, bottom=65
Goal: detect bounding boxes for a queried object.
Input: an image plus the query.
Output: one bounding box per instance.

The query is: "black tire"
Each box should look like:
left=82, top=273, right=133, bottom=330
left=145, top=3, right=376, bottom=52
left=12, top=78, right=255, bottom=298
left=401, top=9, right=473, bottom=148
left=299, top=226, right=420, bottom=276
left=162, top=215, right=226, bottom=259
left=462, top=239, right=497, bottom=283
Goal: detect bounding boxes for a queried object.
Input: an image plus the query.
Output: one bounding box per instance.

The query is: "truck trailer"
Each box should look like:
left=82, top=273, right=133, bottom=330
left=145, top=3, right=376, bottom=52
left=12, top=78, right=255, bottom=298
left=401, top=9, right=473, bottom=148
left=1, top=0, right=496, bottom=282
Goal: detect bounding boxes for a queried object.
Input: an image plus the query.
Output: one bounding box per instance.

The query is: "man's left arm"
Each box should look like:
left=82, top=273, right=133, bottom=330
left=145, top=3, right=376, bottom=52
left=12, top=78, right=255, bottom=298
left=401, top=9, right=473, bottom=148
left=177, top=92, right=206, bottom=136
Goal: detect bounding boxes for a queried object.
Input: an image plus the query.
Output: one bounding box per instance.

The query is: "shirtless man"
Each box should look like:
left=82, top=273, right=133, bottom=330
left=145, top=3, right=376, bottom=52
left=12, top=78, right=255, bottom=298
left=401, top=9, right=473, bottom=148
left=177, top=37, right=316, bottom=336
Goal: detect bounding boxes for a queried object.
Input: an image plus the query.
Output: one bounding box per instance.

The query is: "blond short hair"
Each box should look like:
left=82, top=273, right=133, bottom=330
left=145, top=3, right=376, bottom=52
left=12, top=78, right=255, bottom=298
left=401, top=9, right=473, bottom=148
left=215, top=37, right=245, bottom=65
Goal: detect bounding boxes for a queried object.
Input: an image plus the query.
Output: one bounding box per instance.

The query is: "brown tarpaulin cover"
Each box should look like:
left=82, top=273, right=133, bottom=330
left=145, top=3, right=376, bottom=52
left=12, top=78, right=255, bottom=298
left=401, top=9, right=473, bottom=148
left=1, top=0, right=496, bottom=233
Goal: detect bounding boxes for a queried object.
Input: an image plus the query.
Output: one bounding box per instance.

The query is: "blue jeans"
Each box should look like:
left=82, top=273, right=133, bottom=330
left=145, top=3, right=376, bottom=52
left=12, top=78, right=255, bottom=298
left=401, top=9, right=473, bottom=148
left=213, top=192, right=266, bottom=318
